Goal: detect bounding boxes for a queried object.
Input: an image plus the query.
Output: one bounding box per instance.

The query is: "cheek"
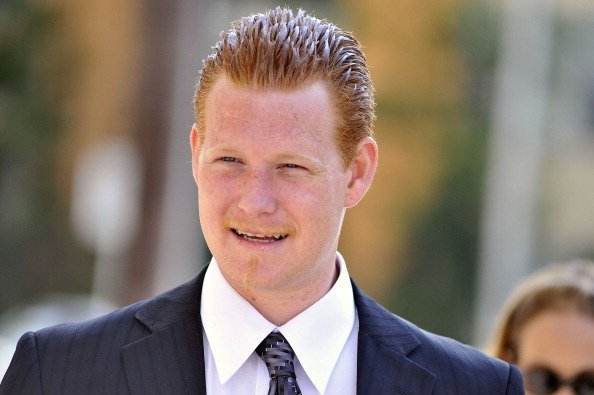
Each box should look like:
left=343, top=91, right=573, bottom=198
left=199, top=172, right=232, bottom=202
left=293, top=184, right=345, bottom=231
left=198, top=177, right=229, bottom=227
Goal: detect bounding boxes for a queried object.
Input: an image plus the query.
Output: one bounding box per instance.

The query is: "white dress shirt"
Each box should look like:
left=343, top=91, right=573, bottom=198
left=201, top=253, right=358, bottom=395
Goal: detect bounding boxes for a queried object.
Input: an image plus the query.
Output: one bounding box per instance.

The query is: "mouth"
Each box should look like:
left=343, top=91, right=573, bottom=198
left=231, top=228, right=288, bottom=243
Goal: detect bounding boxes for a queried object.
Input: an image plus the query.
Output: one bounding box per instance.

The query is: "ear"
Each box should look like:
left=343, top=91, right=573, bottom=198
left=189, top=124, right=201, bottom=184
left=345, top=136, right=378, bottom=208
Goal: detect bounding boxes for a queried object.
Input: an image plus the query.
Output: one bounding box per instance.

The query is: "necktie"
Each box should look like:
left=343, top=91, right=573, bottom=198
left=256, top=331, right=302, bottom=395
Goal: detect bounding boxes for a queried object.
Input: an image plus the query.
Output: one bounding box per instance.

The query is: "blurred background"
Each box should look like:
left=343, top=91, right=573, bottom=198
left=1, top=0, right=594, bottom=376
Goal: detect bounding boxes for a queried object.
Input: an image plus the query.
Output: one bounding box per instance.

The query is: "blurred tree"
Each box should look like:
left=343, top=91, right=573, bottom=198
left=389, top=2, right=500, bottom=343
left=0, top=0, right=93, bottom=314
left=337, top=0, right=500, bottom=343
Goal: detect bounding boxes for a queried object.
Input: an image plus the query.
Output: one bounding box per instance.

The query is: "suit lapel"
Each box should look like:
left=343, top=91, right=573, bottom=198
left=354, top=281, right=435, bottom=395
left=120, top=269, right=435, bottom=394
left=122, top=268, right=208, bottom=395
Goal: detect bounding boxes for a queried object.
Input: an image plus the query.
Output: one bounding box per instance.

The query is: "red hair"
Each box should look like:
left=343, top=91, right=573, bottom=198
left=193, top=7, right=375, bottom=168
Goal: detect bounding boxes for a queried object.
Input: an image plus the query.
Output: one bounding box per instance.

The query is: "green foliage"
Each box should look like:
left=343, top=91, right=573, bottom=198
left=0, top=0, right=93, bottom=314
left=386, top=2, right=499, bottom=344
left=389, top=127, right=488, bottom=344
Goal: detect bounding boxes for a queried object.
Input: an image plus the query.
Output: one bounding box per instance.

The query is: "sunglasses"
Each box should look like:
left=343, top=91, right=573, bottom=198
left=523, top=367, right=594, bottom=395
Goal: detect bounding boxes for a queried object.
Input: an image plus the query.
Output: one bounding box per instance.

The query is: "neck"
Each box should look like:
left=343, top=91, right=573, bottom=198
left=235, top=262, right=339, bottom=326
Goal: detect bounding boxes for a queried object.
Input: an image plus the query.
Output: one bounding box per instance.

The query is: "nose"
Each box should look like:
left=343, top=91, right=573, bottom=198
left=236, top=168, right=277, bottom=215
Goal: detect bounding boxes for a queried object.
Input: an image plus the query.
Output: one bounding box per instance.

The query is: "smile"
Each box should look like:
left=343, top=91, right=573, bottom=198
left=232, top=229, right=287, bottom=243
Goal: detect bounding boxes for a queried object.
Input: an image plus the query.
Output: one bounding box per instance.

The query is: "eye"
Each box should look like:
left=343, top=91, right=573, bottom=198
left=220, top=156, right=237, bottom=162
left=282, top=163, right=303, bottom=169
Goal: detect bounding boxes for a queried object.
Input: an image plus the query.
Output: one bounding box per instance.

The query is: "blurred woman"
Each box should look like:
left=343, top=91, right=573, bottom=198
left=487, top=260, right=594, bottom=395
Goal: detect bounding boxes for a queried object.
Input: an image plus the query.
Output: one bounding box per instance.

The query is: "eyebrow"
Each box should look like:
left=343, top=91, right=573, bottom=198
left=203, top=146, right=327, bottom=169
left=276, top=152, right=325, bottom=166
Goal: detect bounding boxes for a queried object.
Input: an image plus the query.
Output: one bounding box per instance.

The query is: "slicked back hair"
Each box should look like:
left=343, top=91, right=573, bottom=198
left=193, top=7, right=375, bottom=168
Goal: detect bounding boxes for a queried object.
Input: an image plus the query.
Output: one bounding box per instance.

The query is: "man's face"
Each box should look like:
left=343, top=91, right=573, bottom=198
left=191, top=75, right=356, bottom=298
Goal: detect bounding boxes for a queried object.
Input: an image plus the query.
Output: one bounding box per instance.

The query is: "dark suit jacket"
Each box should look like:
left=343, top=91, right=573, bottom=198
left=1, top=266, right=523, bottom=394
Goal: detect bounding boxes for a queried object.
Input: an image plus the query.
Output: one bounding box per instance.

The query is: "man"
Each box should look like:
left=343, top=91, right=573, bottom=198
left=1, top=7, right=523, bottom=394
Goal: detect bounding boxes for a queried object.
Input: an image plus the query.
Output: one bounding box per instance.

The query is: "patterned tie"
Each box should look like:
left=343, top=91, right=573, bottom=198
left=256, top=331, right=302, bottom=395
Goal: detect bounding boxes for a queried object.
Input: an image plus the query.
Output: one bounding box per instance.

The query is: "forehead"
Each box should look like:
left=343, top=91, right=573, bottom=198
left=203, top=75, right=337, bottom=143
left=518, top=309, right=594, bottom=372
left=207, top=75, right=331, bottom=113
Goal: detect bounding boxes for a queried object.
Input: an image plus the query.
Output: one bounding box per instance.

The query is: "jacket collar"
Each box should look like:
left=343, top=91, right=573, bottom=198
left=121, top=267, right=435, bottom=395
left=353, top=281, right=436, bottom=394
left=121, top=267, right=208, bottom=395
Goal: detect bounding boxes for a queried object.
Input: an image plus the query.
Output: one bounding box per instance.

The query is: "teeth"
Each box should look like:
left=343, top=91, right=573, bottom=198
left=235, top=229, right=286, bottom=240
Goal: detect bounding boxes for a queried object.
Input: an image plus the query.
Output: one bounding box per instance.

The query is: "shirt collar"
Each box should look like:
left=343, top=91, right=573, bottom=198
left=280, top=252, right=356, bottom=394
left=201, top=253, right=356, bottom=394
left=201, top=258, right=275, bottom=384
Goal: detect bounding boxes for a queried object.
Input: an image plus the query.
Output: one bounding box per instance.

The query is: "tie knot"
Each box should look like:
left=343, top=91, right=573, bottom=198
left=256, top=332, right=297, bottom=378
left=256, top=332, right=302, bottom=395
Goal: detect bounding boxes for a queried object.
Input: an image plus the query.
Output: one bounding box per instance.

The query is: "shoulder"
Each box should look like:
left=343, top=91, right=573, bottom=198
left=0, top=300, right=149, bottom=394
left=31, top=271, right=205, bottom=354
left=353, top=282, right=523, bottom=393
left=403, top=320, right=524, bottom=393
left=22, top=297, right=152, bottom=378
left=1, top=272, right=206, bottom=393
left=32, top=270, right=205, bottom=348
left=404, top=318, right=511, bottom=373
left=35, top=297, right=148, bottom=343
